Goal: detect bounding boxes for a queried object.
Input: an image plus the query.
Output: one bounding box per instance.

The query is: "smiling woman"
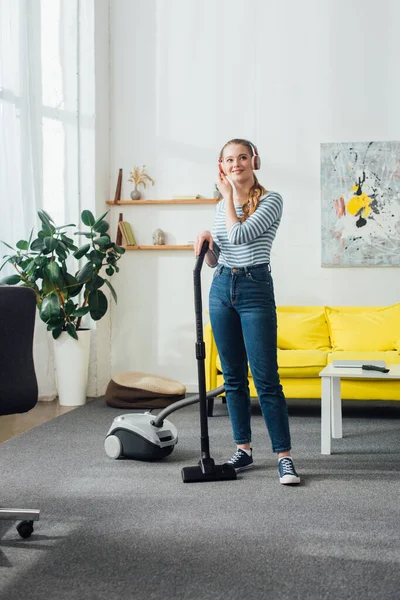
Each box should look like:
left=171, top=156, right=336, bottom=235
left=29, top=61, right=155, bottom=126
left=193, top=138, right=301, bottom=485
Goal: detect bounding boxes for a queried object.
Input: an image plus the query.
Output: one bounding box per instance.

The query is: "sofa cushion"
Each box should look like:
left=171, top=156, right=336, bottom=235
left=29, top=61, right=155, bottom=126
left=216, top=350, right=327, bottom=378
left=277, top=310, right=330, bottom=350
left=325, top=304, right=400, bottom=351
left=278, top=350, right=327, bottom=377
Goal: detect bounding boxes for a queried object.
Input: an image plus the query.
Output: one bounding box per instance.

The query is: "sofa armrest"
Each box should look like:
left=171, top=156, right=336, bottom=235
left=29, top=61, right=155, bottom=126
left=204, top=320, right=219, bottom=392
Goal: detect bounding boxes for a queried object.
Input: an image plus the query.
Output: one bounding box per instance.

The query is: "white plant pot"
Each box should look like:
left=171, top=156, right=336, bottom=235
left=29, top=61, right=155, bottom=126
left=52, top=329, right=91, bottom=406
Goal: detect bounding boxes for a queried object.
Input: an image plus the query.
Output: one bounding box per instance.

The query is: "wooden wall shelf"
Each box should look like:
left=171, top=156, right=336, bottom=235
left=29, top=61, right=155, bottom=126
left=107, top=198, right=218, bottom=205
left=123, top=245, right=193, bottom=251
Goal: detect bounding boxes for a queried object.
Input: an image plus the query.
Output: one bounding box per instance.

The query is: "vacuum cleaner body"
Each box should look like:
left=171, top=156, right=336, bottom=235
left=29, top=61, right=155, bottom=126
left=104, top=413, right=178, bottom=460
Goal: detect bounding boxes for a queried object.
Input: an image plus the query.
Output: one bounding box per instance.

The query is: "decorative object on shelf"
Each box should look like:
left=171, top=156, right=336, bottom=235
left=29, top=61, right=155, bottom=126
left=0, top=210, right=126, bottom=406
left=113, top=168, right=123, bottom=204
left=118, top=220, right=136, bottom=246
left=116, top=212, right=123, bottom=246
left=213, top=184, right=223, bottom=200
left=128, top=165, right=155, bottom=200
left=153, top=228, right=166, bottom=245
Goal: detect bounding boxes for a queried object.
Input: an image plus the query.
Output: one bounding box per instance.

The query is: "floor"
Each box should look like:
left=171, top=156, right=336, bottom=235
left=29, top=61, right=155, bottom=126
left=1, top=397, right=399, bottom=446
left=0, top=400, right=80, bottom=444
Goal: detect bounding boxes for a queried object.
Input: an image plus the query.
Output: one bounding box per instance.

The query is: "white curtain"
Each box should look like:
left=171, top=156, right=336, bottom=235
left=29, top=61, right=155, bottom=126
left=0, top=0, right=95, bottom=398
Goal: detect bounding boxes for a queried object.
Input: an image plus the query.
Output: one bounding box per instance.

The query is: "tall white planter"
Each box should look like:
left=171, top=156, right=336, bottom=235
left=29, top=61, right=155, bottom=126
left=53, top=329, right=91, bottom=406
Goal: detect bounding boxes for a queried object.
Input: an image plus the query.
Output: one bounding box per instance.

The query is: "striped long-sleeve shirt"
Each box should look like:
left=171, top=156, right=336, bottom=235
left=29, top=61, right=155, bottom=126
left=211, top=191, right=283, bottom=268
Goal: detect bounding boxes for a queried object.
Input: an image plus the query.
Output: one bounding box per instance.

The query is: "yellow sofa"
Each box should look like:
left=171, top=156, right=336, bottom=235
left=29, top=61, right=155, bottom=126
left=205, top=305, right=400, bottom=403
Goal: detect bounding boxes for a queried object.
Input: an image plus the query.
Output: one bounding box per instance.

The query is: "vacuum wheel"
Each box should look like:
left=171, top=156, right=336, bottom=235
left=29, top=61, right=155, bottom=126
left=16, top=520, right=34, bottom=539
left=104, top=434, right=123, bottom=459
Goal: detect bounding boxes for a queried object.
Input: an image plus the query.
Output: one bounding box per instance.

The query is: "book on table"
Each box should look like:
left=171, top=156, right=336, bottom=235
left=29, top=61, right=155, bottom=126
left=331, top=360, right=386, bottom=368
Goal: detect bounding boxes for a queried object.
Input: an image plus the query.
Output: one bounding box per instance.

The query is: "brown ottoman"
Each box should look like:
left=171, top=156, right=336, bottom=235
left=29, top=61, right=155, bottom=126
left=104, top=371, right=186, bottom=409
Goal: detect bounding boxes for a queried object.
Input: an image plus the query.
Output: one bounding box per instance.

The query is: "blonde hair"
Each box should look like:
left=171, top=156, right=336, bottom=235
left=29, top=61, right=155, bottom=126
left=219, top=138, right=267, bottom=222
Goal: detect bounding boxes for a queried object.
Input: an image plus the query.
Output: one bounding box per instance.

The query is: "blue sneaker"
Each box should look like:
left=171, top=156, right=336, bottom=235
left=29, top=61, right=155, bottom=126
left=278, top=457, right=300, bottom=484
left=227, top=448, right=254, bottom=473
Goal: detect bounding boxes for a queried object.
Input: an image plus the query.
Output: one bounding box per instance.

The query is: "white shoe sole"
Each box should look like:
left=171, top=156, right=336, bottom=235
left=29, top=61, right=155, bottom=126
left=279, top=474, right=301, bottom=484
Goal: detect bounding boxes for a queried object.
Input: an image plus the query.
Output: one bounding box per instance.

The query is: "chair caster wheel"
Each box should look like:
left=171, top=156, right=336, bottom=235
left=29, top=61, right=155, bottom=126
left=17, top=520, right=34, bottom=539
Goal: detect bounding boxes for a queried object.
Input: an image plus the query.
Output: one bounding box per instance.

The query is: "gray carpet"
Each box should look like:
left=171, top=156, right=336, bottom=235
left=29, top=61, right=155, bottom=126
left=1, top=397, right=400, bottom=600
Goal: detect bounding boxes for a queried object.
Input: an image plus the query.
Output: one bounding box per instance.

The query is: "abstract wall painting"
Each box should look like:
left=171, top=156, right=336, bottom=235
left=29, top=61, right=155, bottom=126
left=321, top=141, right=400, bottom=267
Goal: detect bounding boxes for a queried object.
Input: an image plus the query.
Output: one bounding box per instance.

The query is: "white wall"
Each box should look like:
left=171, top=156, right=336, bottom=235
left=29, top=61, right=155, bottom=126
left=108, top=0, right=400, bottom=391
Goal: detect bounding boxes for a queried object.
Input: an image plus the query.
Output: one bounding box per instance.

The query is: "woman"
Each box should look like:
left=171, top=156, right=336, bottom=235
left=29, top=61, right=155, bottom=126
left=194, top=138, right=300, bottom=484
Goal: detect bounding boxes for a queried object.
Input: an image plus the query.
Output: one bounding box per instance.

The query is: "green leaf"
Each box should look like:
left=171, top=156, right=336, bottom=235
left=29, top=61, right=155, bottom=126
left=74, top=243, right=91, bottom=260
left=93, top=210, right=110, bottom=228
left=55, top=247, right=68, bottom=262
left=46, top=318, right=65, bottom=331
left=85, top=275, right=104, bottom=291
left=40, top=210, right=55, bottom=224
left=38, top=210, right=54, bottom=229
left=81, top=210, right=95, bottom=227
left=64, top=299, right=76, bottom=316
left=88, top=289, right=108, bottom=320
left=0, top=274, right=22, bottom=285
left=93, top=236, right=111, bottom=247
left=37, top=211, right=54, bottom=236
left=42, top=279, right=58, bottom=296
left=72, top=306, right=90, bottom=317
left=55, top=223, right=76, bottom=231
left=66, top=323, right=78, bottom=340
left=16, top=240, right=29, bottom=250
left=113, top=245, right=126, bottom=255
left=52, top=328, right=63, bottom=340
left=76, top=262, right=95, bottom=283
left=39, top=294, right=61, bottom=323
left=44, top=261, right=60, bottom=282
left=104, top=279, right=117, bottom=304
left=64, top=273, right=83, bottom=297
left=0, top=257, right=12, bottom=271
left=74, top=231, right=95, bottom=239
left=60, top=234, right=78, bottom=251
left=93, top=220, right=109, bottom=234
left=31, top=238, right=45, bottom=252
left=1, top=240, right=15, bottom=251
left=106, top=266, right=114, bottom=277
left=44, top=237, right=59, bottom=251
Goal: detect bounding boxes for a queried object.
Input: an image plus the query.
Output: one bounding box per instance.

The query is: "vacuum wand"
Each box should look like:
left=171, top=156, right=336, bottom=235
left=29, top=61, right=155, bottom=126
left=181, top=240, right=237, bottom=483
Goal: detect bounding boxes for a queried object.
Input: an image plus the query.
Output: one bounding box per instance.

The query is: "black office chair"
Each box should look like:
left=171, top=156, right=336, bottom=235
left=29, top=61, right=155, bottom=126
left=0, top=285, right=40, bottom=538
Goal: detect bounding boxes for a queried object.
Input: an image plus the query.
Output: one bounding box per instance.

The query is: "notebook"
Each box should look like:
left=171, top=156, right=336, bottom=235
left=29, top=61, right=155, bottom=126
left=331, top=359, right=386, bottom=368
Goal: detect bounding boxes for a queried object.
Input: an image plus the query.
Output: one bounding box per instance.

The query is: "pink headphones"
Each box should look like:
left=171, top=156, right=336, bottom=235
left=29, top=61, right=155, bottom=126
left=218, top=140, right=261, bottom=175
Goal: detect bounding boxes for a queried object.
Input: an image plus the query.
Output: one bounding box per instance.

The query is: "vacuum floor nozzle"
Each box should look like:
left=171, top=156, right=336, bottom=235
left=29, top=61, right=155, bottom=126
left=181, top=458, right=237, bottom=483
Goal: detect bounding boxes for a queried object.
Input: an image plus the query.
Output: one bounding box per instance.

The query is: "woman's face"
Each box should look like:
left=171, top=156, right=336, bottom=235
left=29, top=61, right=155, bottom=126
left=221, top=144, right=254, bottom=184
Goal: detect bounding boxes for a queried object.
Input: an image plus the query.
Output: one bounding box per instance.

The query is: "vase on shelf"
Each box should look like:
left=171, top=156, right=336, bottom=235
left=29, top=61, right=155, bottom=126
left=130, top=187, right=141, bottom=200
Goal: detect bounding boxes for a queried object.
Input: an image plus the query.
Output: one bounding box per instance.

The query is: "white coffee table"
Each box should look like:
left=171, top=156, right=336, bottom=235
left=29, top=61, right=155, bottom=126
left=319, top=363, right=400, bottom=454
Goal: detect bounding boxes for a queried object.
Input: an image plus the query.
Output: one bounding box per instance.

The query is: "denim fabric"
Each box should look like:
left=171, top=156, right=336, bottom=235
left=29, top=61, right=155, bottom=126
left=209, top=263, right=291, bottom=453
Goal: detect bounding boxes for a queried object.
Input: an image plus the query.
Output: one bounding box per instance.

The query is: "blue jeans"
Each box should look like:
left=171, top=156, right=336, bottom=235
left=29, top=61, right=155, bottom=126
left=209, top=263, right=291, bottom=453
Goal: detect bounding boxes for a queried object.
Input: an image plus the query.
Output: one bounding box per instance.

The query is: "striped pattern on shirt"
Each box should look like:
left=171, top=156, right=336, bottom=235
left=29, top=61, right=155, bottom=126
left=211, top=192, right=283, bottom=268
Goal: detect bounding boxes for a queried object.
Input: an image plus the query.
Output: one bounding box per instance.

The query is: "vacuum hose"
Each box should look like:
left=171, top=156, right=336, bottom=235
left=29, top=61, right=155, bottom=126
left=151, top=385, right=225, bottom=428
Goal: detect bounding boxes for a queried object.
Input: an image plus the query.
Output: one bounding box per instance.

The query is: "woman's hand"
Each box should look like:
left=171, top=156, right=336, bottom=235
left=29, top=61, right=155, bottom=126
left=194, top=230, right=213, bottom=257
left=216, top=171, right=234, bottom=199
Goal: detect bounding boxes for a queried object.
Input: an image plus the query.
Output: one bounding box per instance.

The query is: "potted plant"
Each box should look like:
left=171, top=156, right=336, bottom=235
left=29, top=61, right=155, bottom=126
left=128, top=165, right=155, bottom=200
left=0, top=209, right=125, bottom=406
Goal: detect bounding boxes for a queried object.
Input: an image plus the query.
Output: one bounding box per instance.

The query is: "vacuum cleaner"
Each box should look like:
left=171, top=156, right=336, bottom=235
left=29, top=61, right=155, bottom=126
left=104, top=241, right=237, bottom=483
